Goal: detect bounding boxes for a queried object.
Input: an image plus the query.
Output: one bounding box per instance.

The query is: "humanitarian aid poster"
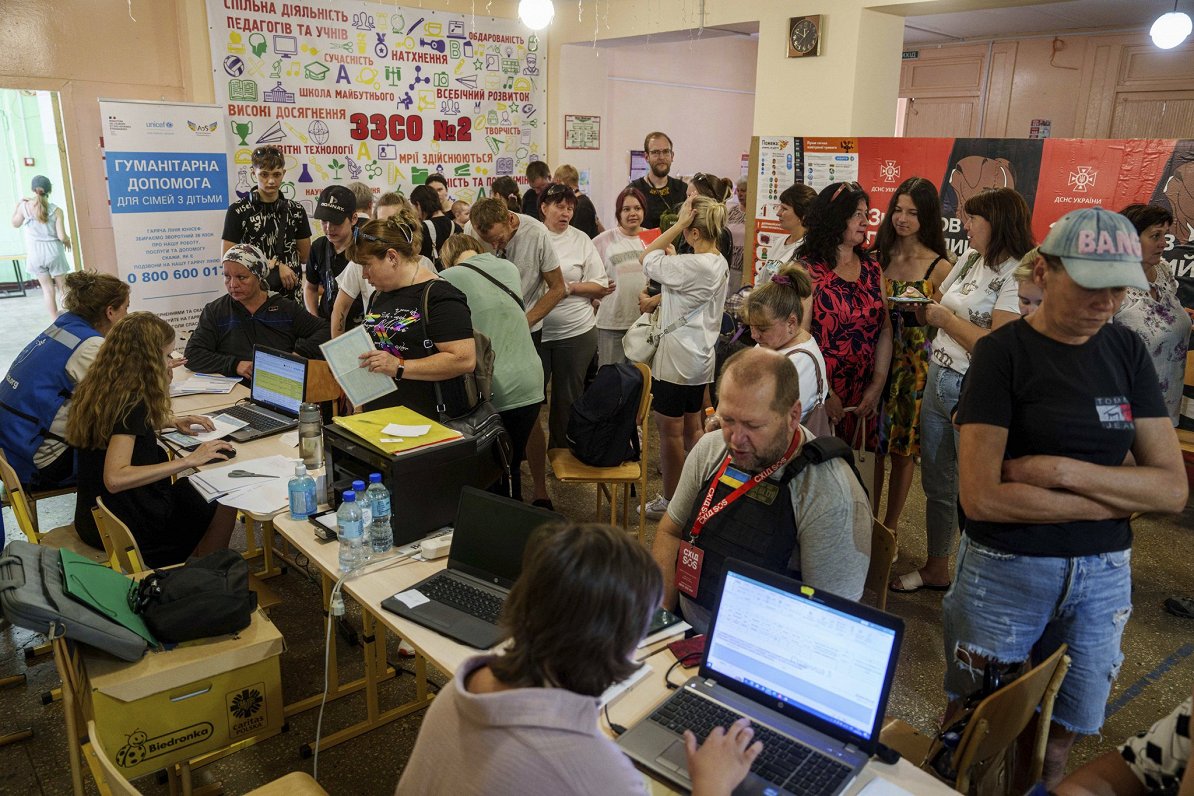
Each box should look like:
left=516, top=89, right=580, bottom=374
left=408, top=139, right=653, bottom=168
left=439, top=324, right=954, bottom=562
left=748, top=136, right=1194, bottom=310
left=208, top=0, right=547, bottom=213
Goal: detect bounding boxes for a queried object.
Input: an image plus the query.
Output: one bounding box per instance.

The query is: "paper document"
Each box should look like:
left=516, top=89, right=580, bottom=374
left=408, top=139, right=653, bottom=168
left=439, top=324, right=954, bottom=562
left=856, top=776, right=915, bottom=796
left=188, top=454, right=297, bottom=505
left=160, top=413, right=249, bottom=448
left=599, top=663, right=652, bottom=708
left=169, top=373, right=242, bottom=396
left=381, top=423, right=430, bottom=437
left=319, top=326, right=397, bottom=407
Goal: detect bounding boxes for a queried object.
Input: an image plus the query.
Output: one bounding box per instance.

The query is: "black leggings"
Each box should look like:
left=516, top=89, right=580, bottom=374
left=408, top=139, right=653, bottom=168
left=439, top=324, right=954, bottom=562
left=495, top=403, right=541, bottom=501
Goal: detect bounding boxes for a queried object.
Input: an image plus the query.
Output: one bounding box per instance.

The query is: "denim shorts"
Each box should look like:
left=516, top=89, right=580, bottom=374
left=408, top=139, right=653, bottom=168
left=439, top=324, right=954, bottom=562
left=942, top=535, right=1132, bottom=735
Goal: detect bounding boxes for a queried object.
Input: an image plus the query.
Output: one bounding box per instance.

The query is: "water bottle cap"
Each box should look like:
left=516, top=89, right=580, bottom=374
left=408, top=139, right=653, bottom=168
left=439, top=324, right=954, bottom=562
left=352, top=480, right=365, bottom=491
left=369, top=472, right=382, bottom=483
left=343, top=490, right=356, bottom=502
left=294, top=463, right=307, bottom=476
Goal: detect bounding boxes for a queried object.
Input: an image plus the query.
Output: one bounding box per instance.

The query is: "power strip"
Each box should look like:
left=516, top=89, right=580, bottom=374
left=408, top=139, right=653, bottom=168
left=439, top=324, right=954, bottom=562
left=419, top=534, right=453, bottom=559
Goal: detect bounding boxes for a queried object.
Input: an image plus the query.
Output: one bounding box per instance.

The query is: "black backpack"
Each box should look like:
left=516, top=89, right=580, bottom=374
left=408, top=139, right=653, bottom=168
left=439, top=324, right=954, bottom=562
left=131, top=549, right=257, bottom=644
left=566, top=363, right=643, bottom=467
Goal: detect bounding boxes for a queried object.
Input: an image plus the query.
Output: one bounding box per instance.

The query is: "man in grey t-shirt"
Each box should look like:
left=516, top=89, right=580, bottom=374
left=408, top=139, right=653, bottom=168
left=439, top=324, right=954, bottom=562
left=651, top=347, right=871, bottom=632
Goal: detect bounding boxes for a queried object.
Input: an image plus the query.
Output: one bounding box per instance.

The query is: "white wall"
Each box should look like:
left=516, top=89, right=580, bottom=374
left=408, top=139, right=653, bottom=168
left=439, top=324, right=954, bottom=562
left=556, top=34, right=757, bottom=225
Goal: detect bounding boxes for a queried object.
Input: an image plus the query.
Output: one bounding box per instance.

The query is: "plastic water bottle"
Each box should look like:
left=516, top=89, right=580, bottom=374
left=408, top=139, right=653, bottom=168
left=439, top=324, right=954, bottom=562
left=337, top=491, right=365, bottom=573
left=365, top=472, right=392, bottom=554
left=287, top=463, right=317, bottom=520
left=351, top=478, right=373, bottom=553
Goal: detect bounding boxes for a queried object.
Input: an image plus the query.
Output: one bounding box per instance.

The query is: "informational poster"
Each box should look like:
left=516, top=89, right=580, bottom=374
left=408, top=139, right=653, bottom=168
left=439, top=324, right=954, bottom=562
left=564, top=115, right=600, bottom=150
left=100, top=100, right=228, bottom=334
left=748, top=136, right=1194, bottom=313
left=208, top=0, right=546, bottom=213
left=751, top=137, right=798, bottom=272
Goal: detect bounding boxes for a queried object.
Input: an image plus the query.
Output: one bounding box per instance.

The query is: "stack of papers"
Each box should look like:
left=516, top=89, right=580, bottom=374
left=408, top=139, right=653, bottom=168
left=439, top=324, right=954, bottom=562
left=170, top=373, right=243, bottom=396
left=333, top=407, right=462, bottom=455
left=188, top=454, right=296, bottom=515
left=160, top=413, right=248, bottom=449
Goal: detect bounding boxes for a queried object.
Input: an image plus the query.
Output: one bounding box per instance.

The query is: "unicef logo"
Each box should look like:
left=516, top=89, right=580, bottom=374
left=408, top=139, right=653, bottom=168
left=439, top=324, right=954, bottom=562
left=308, top=120, right=330, bottom=145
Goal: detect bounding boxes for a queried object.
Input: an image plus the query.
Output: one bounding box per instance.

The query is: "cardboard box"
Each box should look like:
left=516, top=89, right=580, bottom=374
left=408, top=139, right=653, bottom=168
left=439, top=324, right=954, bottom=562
left=82, top=609, right=284, bottom=779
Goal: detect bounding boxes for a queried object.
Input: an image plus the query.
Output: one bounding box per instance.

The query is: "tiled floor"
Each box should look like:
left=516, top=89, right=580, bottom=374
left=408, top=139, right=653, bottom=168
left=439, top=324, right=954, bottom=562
left=1, top=287, right=1191, bottom=794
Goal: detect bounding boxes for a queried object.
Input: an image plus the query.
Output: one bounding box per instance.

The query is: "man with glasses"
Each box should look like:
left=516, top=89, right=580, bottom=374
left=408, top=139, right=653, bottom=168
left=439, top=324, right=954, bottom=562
left=631, top=132, right=688, bottom=230
left=221, top=146, right=312, bottom=304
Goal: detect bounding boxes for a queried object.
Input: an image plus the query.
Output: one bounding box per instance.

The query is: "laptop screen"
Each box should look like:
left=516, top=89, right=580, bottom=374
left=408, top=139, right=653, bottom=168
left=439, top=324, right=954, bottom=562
left=448, top=487, right=565, bottom=589
left=251, top=347, right=307, bottom=416
left=705, top=569, right=898, bottom=743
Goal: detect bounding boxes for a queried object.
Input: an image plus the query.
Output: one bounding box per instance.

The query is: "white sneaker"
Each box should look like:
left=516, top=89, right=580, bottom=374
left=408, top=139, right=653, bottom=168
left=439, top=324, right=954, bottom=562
left=642, top=494, right=669, bottom=520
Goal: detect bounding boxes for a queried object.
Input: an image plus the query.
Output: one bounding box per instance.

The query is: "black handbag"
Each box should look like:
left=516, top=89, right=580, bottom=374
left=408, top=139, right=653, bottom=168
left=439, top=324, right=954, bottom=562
left=131, top=550, right=257, bottom=644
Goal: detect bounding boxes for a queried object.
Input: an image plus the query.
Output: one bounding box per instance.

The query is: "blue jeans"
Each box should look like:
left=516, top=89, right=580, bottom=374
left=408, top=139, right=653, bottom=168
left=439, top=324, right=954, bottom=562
left=942, top=536, right=1133, bottom=735
left=920, top=362, right=964, bottom=559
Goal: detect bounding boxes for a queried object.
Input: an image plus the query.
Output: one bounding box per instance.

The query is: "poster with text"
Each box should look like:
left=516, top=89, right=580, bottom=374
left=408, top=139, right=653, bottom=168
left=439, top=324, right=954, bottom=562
left=209, top=0, right=546, bottom=215
left=100, top=100, right=228, bottom=335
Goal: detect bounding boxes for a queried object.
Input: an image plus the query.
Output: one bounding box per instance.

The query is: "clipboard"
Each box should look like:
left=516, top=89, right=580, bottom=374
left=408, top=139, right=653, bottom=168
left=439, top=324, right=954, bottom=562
left=332, top=406, right=463, bottom=456
left=59, top=549, right=159, bottom=646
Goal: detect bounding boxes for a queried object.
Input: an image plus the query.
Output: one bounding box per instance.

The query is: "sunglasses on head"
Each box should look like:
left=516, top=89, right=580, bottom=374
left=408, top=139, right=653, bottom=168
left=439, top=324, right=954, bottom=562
left=353, top=223, right=413, bottom=246
left=252, top=146, right=281, bottom=158
left=543, top=183, right=572, bottom=198
left=830, top=181, right=862, bottom=203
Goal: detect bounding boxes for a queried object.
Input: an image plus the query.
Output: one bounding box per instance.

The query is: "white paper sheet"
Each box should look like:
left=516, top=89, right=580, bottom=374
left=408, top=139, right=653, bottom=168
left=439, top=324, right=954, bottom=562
left=381, top=423, right=431, bottom=437
left=188, top=454, right=297, bottom=502
left=169, top=373, right=242, bottom=396
left=856, top=776, right=915, bottom=796
left=392, top=589, right=430, bottom=609
left=318, top=326, right=397, bottom=407
left=160, top=413, right=248, bottom=448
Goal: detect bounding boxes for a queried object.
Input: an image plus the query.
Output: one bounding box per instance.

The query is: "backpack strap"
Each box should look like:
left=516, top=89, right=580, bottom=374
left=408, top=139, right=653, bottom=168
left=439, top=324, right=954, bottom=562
left=923, top=254, right=946, bottom=282
left=457, top=262, right=525, bottom=310
left=794, top=435, right=867, bottom=493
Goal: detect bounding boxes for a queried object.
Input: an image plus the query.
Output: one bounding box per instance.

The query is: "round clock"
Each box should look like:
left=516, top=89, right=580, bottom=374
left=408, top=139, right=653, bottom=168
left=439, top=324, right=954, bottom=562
left=789, top=17, right=820, bottom=56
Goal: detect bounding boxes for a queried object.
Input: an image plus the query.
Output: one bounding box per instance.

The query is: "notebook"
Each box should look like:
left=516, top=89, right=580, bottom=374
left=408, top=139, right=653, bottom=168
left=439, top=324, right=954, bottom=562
left=227, top=346, right=308, bottom=442
left=380, top=487, right=565, bottom=649
left=618, top=560, right=904, bottom=796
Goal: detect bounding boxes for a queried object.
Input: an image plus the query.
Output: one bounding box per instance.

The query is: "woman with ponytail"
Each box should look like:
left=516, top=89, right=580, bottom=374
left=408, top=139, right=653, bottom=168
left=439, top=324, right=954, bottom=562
left=11, top=175, right=71, bottom=318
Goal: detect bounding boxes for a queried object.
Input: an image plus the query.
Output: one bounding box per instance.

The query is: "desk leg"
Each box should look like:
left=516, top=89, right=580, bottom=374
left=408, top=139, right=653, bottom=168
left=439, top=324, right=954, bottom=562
left=243, top=517, right=283, bottom=579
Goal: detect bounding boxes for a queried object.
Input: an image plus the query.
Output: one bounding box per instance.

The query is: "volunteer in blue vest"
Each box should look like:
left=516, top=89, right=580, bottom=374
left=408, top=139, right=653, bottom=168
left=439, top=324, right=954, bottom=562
left=650, top=347, right=871, bottom=633
left=0, top=271, right=130, bottom=488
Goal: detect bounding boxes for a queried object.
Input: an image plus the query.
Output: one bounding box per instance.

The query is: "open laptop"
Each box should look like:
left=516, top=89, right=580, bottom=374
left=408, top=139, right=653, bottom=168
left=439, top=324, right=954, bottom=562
left=381, top=487, right=565, bottom=649
left=618, top=560, right=904, bottom=796
left=225, top=346, right=308, bottom=442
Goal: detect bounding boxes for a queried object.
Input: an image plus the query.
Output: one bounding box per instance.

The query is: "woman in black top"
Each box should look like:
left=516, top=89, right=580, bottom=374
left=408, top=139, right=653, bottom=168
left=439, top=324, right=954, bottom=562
left=67, top=312, right=236, bottom=565
left=409, top=184, right=462, bottom=268
left=350, top=208, right=477, bottom=419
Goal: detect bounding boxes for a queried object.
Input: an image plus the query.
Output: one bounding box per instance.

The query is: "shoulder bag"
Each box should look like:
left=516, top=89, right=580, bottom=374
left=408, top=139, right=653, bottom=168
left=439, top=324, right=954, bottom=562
left=786, top=348, right=833, bottom=438
left=623, top=268, right=729, bottom=365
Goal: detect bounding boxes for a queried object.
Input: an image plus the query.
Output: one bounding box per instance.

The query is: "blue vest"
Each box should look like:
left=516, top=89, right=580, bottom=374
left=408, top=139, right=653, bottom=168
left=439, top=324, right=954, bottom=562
left=0, top=313, right=101, bottom=483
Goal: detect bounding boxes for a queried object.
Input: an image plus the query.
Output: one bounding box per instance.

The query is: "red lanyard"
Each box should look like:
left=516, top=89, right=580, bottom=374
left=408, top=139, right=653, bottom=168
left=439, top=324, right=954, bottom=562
left=689, top=430, right=804, bottom=541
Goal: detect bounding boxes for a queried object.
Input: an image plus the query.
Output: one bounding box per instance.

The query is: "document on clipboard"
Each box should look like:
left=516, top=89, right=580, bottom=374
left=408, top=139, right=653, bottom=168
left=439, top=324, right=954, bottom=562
left=333, top=406, right=462, bottom=455
left=319, top=326, right=398, bottom=407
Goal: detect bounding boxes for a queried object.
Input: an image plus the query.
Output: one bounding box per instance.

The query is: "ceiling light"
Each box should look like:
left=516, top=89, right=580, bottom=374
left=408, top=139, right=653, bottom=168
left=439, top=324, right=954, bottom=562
left=1150, top=2, right=1192, bottom=49
left=518, top=0, right=555, bottom=30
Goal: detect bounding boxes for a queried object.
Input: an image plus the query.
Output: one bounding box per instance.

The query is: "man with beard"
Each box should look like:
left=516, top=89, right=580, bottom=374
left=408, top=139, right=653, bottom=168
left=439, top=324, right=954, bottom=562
left=630, top=131, right=688, bottom=230
left=651, top=347, right=871, bottom=633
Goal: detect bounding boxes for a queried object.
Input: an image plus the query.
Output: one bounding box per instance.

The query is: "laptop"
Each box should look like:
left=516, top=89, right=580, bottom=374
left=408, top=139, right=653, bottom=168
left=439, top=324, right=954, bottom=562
left=618, top=560, right=904, bottom=796
left=381, top=487, right=565, bottom=649
left=225, top=346, right=308, bottom=442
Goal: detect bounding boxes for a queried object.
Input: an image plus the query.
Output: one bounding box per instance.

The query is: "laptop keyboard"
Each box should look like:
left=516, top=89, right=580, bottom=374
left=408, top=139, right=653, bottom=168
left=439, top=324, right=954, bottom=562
left=419, top=575, right=504, bottom=624
left=650, top=689, right=852, bottom=796
left=221, top=404, right=288, bottom=432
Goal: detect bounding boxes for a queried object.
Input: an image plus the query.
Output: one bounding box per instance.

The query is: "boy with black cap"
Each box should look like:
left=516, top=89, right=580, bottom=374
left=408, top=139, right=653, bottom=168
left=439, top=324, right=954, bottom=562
left=304, top=185, right=360, bottom=320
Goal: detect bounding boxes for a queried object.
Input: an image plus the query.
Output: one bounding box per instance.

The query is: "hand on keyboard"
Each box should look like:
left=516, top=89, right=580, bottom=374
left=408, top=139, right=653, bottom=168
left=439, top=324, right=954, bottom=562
left=684, top=716, right=762, bottom=796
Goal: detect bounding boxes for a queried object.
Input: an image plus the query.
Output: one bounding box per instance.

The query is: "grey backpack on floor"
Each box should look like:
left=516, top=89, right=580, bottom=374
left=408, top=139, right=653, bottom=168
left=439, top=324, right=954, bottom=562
left=0, top=540, right=147, bottom=661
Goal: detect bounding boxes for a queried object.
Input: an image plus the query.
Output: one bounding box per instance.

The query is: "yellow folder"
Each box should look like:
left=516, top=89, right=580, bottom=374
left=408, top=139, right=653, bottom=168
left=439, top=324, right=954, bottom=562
left=332, top=406, right=463, bottom=456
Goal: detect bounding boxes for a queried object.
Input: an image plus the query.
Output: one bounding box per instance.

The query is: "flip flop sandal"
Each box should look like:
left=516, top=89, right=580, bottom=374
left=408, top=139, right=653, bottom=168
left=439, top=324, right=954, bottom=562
left=889, top=570, right=951, bottom=593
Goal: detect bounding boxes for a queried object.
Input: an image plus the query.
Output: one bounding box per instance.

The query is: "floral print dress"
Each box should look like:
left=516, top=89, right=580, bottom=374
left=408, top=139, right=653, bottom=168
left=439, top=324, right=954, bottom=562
left=1113, top=262, right=1191, bottom=426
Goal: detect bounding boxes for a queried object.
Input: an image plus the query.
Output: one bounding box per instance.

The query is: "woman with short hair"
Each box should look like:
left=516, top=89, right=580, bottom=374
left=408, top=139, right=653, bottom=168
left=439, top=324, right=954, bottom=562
left=592, top=186, right=649, bottom=367
left=396, top=522, right=762, bottom=796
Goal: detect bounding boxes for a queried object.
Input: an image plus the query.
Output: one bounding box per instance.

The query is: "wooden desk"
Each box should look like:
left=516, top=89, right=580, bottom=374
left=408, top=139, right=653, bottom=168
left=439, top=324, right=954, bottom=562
left=170, top=367, right=250, bottom=415
left=269, top=514, right=955, bottom=793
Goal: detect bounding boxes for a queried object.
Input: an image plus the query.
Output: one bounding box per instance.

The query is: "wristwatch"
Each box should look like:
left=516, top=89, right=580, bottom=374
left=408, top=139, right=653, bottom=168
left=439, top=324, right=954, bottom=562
left=393, top=354, right=405, bottom=383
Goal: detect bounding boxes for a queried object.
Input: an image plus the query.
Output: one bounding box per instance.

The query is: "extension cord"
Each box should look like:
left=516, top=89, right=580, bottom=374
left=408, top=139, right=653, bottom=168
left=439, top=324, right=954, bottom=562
left=419, top=533, right=453, bottom=559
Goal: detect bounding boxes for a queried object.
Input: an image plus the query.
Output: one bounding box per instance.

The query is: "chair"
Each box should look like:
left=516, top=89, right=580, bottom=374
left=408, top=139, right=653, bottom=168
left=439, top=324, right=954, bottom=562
left=305, top=359, right=342, bottom=406
left=0, top=450, right=106, bottom=563
left=880, top=644, right=1071, bottom=794
left=864, top=519, right=898, bottom=611
left=546, top=362, right=652, bottom=540
left=86, top=719, right=328, bottom=796
left=92, top=498, right=280, bottom=612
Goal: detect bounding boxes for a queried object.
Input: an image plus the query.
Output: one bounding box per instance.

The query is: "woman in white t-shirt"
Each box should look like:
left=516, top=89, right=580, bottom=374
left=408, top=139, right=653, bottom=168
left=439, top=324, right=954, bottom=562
left=538, top=183, right=611, bottom=451
left=638, top=196, right=729, bottom=520
left=743, top=265, right=829, bottom=430
left=592, top=186, right=648, bottom=367
left=754, top=183, right=817, bottom=291
left=890, top=187, right=1034, bottom=594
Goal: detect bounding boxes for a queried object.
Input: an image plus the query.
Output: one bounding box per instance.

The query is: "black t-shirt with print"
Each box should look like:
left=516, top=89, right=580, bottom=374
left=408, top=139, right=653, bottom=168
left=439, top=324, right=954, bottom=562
left=630, top=176, right=687, bottom=230
left=955, top=319, right=1167, bottom=557
left=362, top=279, right=474, bottom=418
left=222, top=189, right=313, bottom=302
left=305, top=236, right=349, bottom=319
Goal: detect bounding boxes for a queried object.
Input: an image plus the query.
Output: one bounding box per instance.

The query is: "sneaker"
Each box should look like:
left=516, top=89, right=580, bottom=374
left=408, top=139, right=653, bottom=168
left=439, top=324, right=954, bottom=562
left=1164, top=596, right=1194, bottom=619
left=642, top=494, right=669, bottom=520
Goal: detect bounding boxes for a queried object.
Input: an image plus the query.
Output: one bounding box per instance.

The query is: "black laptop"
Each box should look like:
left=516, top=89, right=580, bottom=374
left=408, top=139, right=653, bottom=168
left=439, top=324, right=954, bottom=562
left=618, top=560, right=904, bottom=796
left=381, top=487, right=565, bottom=649
left=225, top=346, right=308, bottom=442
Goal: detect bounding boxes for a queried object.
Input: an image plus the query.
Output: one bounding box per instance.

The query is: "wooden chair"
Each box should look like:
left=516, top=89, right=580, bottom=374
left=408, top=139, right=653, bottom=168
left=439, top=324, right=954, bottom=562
left=546, top=362, right=652, bottom=540
left=305, top=359, right=342, bottom=407
left=880, top=644, right=1071, bottom=794
left=86, top=719, right=328, bottom=796
left=0, top=450, right=106, bottom=563
left=91, top=497, right=280, bottom=613
left=864, top=519, right=898, bottom=611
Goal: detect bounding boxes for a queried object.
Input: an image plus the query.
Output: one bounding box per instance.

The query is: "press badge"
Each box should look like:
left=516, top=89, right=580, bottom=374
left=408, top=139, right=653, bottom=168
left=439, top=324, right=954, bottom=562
left=675, top=540, right=704, bottom=598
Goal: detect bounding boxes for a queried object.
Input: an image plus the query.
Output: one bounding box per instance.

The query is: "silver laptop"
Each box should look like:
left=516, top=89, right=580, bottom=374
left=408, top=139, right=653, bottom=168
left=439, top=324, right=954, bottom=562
left=226, top=346, right=308, bottom=442
left=381, top=487, right=565, bottom=649
left=618, top=560, right=904, bottom=796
